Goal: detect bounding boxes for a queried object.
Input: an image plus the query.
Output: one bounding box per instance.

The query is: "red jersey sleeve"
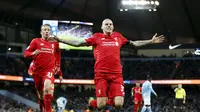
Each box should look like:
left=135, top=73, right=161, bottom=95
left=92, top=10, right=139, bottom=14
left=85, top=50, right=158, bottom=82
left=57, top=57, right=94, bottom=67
left=113, top=32, right=128, bottom=45
left=58, top=69, right=63, bottom=76
left=85, top=34, right=98, bottom=46
left=24, top=39, right=37, bottom=58
left=120, top=34, right=128, bottom=45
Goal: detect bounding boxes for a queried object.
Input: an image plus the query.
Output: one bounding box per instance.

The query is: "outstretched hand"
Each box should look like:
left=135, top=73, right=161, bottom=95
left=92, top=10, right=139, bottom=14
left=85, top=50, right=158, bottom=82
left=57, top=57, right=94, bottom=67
left=151, top=33, right=165, bottom=43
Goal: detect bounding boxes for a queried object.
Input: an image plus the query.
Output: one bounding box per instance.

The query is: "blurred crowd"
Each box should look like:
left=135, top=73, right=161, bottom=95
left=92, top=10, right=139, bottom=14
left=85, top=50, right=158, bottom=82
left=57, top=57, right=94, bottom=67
left=1, top=55, right=200, bottom=80
left=0, top=94, right=34, bottom=112
left=1, top=84, right=200, bottom=112
left=0, top=56, right=28, bottom=76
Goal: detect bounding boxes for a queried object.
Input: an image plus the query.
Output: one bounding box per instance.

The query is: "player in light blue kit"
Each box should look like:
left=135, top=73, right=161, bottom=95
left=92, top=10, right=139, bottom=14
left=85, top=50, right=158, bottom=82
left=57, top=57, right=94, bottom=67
left=141, top=76, right=157, bottom=112
left=56, top=97, right=67, bottom=112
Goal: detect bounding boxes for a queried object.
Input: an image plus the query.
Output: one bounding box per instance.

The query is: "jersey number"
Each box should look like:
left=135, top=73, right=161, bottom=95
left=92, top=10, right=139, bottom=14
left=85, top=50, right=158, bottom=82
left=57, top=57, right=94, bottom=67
left=47, top=72, right=53, bottom=78
left=121, top=85, right=125, bottom=95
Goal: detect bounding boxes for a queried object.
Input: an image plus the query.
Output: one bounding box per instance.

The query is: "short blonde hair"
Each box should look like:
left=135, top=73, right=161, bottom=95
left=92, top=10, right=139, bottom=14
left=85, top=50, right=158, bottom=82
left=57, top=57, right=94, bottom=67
left=41, top=24, right=51, bottom=30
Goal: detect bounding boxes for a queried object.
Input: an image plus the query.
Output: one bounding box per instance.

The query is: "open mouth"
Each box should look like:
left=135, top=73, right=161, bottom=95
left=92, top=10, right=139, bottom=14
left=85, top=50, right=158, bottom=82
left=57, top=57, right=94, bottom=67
left=107, top=28, right=111, bottom=31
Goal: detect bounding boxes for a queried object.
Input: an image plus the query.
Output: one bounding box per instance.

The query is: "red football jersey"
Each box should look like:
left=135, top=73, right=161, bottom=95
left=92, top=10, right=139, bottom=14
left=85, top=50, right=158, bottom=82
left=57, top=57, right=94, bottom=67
left=85, top=32, right=128, bottom=73
left=24, top=38, right=60, bottom=75
left=132, top=87, right=142, bottom=99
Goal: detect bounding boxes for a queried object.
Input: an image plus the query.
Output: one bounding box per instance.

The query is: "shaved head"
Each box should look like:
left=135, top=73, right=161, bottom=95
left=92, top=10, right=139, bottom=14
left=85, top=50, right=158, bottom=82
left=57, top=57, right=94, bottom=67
left=102, top=18, right=113, bottom=25
left=101, top=18, right=114, bottom=35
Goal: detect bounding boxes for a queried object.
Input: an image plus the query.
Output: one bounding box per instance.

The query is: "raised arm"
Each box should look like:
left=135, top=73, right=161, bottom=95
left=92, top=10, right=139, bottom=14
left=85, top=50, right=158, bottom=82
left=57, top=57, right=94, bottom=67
left=129, top=33, right=165, bottom=47
left=174, top=88, right=178, bottom=92
left=53, top=35, right=87, bottom=47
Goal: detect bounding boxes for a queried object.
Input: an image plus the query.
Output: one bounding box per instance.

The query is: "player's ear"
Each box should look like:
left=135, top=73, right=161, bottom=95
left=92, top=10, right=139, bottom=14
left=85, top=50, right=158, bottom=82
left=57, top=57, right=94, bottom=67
left=101, top=25, right=103, bottom=30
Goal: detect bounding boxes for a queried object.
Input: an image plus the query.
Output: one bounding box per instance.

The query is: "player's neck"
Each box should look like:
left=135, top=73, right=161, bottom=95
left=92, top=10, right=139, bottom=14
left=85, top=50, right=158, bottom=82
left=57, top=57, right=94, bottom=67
left=42, top=37, right=49, bottom=41
left=103, top=32, right=112, bottom=36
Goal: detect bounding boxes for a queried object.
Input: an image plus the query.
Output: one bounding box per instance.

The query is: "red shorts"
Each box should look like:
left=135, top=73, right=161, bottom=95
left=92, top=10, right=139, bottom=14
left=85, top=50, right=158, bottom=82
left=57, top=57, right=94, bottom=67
left=134, top=97, right=143, bottom=104
left=32, top=71, right=55, bottom=91
left=94, top=72, right=124, bottom=98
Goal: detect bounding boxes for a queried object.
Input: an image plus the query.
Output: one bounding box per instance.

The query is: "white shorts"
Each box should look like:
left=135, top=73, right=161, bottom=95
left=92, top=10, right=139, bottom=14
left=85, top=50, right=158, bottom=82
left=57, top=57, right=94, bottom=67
left=143, top=97, right=151, bottom=105
left=57, top=103, right=65, bottom=112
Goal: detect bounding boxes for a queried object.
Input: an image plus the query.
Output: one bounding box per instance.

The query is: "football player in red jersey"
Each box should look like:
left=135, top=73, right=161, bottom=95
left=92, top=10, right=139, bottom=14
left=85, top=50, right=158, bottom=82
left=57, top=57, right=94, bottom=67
left=53, top=19, right=164, bottom=110
left=24, top=24, right=62, bottom=112
left=132, top=82, right=142, bottom=112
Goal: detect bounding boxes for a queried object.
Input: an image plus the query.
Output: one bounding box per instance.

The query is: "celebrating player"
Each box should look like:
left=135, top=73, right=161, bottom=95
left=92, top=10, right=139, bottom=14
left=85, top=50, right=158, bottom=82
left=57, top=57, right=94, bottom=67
left=141, top=76, right=157, bottom=112
left=52, top=18, right=164, bottom=110
left=132, top=82, right=142, bottom=112
left=24, top=24, right=63, bottom=112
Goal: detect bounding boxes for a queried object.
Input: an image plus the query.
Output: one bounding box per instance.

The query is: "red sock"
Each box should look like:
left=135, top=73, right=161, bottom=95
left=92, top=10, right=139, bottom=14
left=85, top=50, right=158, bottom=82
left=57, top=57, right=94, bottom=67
left=39, top=100, right=44, bottom=112
left=134, top=103, right=139, bottom=112
left=44, top=94, right=53, bottom=112
left=106, top=99, right=114, bottom=106
left=89, top=99, right=98, bottom=108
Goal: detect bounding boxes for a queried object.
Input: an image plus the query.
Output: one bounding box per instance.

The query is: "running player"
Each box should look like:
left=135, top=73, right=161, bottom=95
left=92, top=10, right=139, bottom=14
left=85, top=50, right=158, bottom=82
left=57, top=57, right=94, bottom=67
left=24, top=24, right=63, bottom=112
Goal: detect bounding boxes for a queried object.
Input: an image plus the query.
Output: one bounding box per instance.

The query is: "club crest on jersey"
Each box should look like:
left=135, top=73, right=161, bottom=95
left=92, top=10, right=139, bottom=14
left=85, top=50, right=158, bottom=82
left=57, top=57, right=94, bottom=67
left=40, top=43, right=44, bottom=46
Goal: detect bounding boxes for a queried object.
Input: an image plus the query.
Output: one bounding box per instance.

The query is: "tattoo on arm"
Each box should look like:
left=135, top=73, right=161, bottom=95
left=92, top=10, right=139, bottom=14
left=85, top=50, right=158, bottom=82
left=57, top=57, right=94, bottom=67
left=129, top=40, right=152, bottom=47
left=55, top=36, right=87, bottom=47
